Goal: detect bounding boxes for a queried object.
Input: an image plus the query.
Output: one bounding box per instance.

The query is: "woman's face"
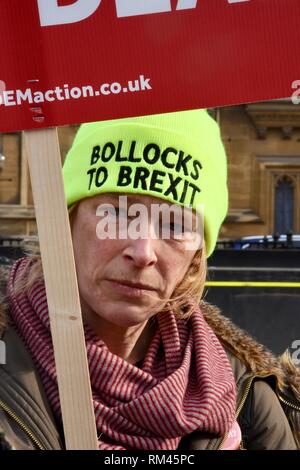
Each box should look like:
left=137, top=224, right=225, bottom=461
left=71, top=193, right=199, bottom=328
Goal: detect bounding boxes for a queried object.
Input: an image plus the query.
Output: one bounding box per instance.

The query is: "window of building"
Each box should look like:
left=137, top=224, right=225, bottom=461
left=274, top=176, right=294, bottom=233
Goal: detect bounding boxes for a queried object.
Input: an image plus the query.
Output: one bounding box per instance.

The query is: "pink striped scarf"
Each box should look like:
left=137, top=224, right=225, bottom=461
left=7, top=258, right=236, bottom=450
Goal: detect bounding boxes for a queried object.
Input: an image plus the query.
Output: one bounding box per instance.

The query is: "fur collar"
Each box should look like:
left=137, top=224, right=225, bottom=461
left=200, top=300, right=300, bottom=402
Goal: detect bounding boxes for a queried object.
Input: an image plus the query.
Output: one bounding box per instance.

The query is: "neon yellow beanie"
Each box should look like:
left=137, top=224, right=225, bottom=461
left=63, top=109, right=228, bottom=257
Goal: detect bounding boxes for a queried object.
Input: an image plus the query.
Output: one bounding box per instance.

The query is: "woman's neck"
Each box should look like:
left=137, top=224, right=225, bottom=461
left=82, top=305, right=156, bottom=364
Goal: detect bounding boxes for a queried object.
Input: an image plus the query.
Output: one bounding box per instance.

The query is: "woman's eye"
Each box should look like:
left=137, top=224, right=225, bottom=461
left=160, top=221, right=182, bottom=235
left=160, top=221, right=195, bottom=240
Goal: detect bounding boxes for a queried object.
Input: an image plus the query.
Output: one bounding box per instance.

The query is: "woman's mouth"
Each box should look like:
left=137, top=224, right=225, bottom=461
left=107, top=279, right=156, bottom=298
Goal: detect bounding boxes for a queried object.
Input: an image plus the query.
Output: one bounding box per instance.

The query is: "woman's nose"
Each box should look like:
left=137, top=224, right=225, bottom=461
left=122, top=229, right=158, bottom=268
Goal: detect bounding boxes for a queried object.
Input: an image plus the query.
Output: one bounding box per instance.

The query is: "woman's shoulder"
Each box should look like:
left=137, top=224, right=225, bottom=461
left=239, top=379, right=298, bottom=450
left=201, top=300, right=300, bottom=449
left=0, top=256, right=35, bottom=337
left=0, top=261, right=11, bottom=335
left=0, top=266, right=10, bottom=292
left=0, top=323, right=63, bottom=450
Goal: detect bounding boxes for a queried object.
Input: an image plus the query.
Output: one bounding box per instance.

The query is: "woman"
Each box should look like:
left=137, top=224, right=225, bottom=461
left=0, top=109, right=299, bottom=450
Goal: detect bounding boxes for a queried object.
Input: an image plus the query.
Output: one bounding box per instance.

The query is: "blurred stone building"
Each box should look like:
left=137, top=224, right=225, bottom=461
left=1, top=100, right=300, bottom=240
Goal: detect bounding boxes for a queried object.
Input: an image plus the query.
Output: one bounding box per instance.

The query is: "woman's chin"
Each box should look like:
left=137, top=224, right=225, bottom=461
left=81, top=293, right=164, bottom=328
left=104, top=307, right=154, bottom=328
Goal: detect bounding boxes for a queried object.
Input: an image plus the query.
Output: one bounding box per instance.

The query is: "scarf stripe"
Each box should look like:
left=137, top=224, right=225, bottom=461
left=7, top=258, right=236, bottom=450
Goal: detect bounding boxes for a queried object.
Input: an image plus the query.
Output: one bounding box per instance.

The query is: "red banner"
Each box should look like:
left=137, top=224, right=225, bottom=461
left=0, top=0, right=300, bottom=132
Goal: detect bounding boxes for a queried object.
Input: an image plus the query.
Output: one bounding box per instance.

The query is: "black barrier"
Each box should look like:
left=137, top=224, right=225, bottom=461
left=207, top=250, right=300, bottom=355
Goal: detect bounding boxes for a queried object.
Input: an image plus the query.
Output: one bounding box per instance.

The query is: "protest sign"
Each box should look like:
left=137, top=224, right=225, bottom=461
left=0, top=0, right=300, bottom=132
left=1, top=0, right=300, bottom=450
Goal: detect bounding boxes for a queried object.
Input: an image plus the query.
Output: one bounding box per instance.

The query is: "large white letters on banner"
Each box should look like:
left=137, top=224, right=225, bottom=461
left=176, top=1, right=198, bottom=11
left=37, top=0, right=102, bottom=27
left=37, top=0, right=251, bottom=26
left=116, top=0, right=171, bottom=18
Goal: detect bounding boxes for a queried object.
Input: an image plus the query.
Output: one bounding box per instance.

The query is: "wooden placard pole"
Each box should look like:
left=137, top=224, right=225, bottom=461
left=25, top=128, right=98, bottom=450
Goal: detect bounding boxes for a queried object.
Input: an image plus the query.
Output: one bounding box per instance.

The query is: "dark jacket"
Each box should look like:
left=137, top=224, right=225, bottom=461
left=0, top=301, right=299, bottom=450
